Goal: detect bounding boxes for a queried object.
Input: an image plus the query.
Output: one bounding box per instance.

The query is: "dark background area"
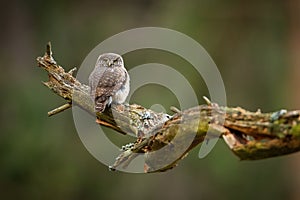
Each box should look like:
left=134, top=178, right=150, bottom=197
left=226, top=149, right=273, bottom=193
left=1, top=0, right=300, bottom=199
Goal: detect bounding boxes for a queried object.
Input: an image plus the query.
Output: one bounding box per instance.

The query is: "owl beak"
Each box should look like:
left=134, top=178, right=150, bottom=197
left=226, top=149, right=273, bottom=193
left=108, top=61, right=113, bottom=67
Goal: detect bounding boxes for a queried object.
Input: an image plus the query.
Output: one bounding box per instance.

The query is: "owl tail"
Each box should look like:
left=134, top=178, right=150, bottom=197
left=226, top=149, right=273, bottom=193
left=94, top=97, right=107, bottom=113
left=95, top=103, right=106, bottom=113
left=94, top=95, right=113, bottom=113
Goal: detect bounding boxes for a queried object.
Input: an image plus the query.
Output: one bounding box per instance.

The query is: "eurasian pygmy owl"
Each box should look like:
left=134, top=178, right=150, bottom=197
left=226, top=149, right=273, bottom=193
left=89, top=53, right=130, bottom=112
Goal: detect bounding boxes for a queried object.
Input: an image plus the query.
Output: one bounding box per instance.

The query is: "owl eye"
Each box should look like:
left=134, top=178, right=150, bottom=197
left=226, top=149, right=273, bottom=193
left=114, top=58, right=122, bottom=66
left=100, top=59, right=109, bottom=67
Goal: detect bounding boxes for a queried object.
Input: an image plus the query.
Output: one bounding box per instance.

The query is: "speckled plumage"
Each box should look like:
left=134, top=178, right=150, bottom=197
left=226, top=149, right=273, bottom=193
left=89, top=53, right=130, bottom=112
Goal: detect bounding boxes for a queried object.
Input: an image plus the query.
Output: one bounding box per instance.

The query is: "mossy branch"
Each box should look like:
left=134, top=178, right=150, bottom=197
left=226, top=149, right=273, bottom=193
left=37, top=43, right=300, bottom=172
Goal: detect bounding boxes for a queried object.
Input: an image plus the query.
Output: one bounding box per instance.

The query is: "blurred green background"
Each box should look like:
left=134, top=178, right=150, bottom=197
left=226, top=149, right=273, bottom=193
left=1, top=0, right=300, bottom=199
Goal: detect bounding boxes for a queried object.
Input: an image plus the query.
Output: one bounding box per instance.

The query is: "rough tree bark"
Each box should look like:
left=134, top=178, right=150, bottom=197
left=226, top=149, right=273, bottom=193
left=37, top=43, right=300, bottom=173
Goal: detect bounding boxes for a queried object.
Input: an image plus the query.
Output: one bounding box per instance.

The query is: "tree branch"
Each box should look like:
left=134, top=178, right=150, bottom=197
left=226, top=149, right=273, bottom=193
left=37, top=43, right=300, bottom=172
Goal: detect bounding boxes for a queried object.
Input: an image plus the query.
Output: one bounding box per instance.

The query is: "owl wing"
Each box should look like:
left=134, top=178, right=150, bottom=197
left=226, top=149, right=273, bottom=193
left=89, top=66, right=104, bottom=95
left=89, top=67, right=126, bottom=112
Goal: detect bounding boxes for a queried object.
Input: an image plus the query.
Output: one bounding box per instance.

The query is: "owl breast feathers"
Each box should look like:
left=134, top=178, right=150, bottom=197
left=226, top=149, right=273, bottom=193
left=89, top=53, right=130, bottom=113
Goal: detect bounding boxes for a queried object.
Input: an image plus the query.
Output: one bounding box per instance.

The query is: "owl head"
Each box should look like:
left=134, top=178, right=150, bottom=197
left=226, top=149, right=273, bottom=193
left=95, top=53, right=124, bottom=68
